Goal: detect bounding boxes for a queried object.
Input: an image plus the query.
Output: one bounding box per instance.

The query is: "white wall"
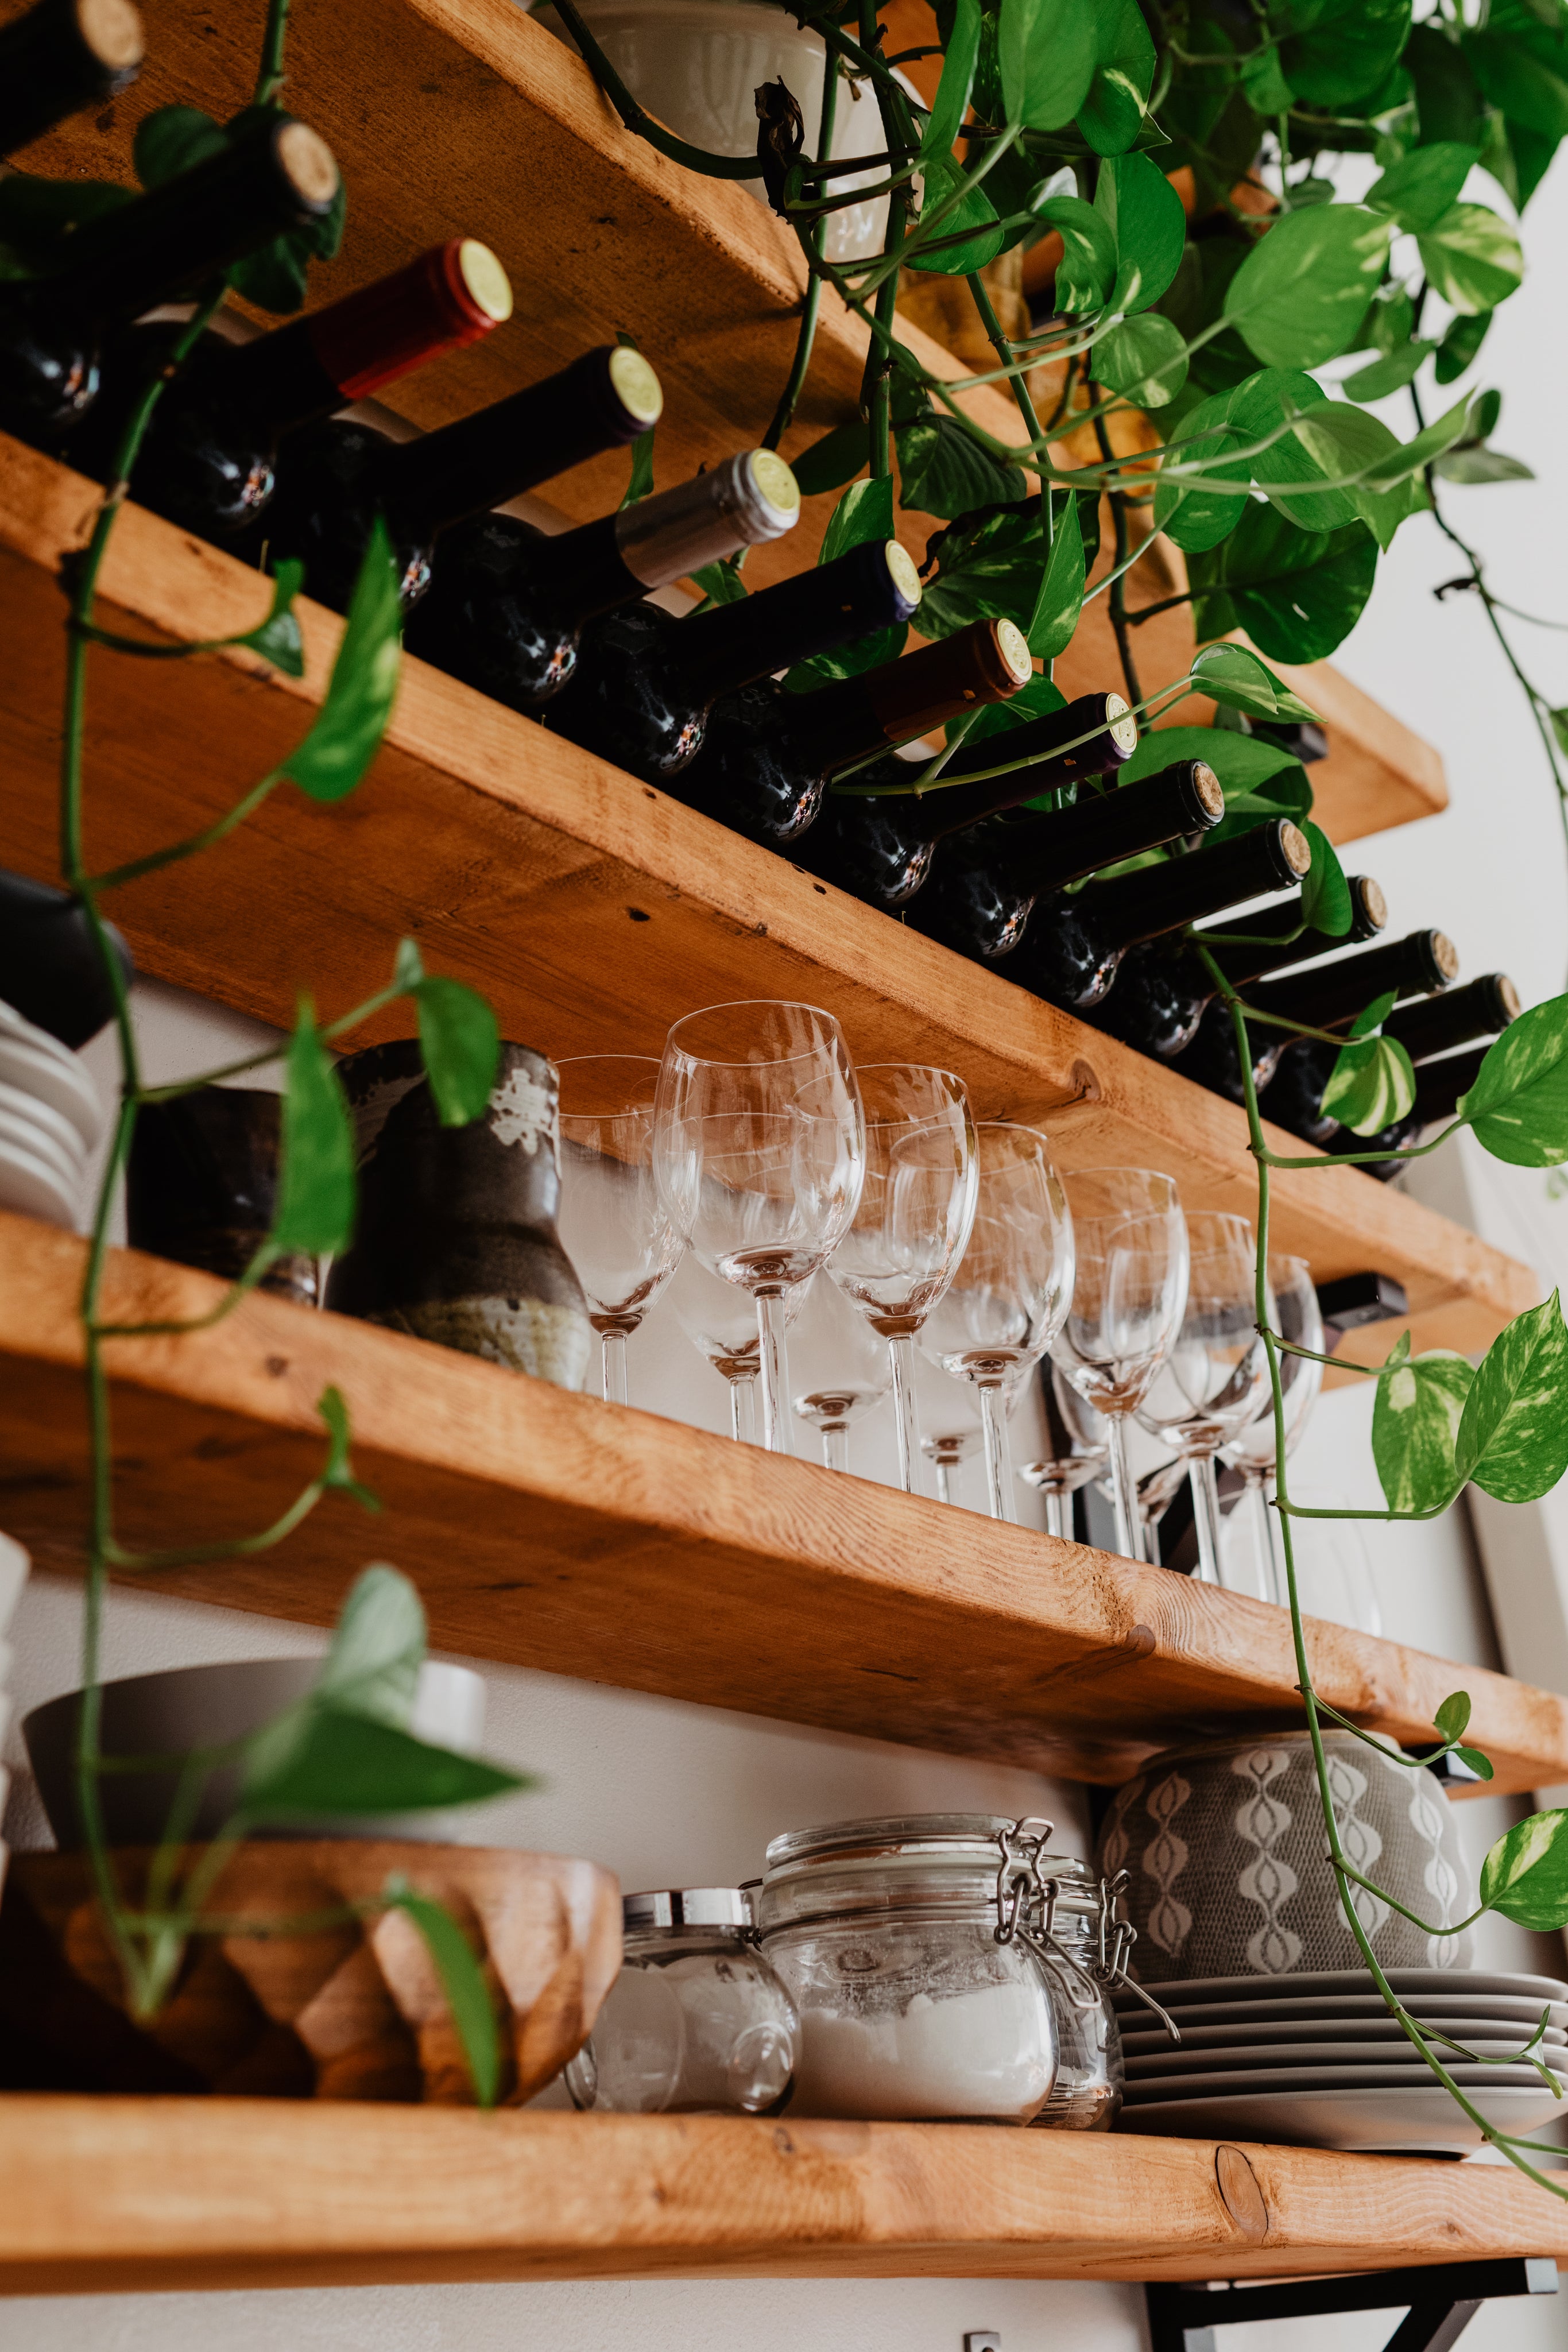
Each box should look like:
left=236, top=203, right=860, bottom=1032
left=11, top=138, right=1568, bottom=2352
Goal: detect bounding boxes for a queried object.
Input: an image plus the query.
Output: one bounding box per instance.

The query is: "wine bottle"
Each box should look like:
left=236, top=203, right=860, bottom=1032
left=908, top=760, right=1226, bottom=965
left=75, top=239, right=513, bottom=544
left=1013, top=819, right=1314, bottom=1016
left=1322, top=974, right=1520, bottom=1175
left=1130, top=875, right=1389, bottom=1076
left=404, top=449, right=801, bottom=714
left=794, top=691, right=1138, bottom=908
left=0, top=0, right=142, bottom=158
left=674, top=614, right=1035, bottom=846
left=258, top=342, right=664, bottom=610
left=545, top=539, right=924, bottom=786
left=0, top=109, right=340, bottom=444
left=1257, top=929, right=1461, bottom=1147
left=0, top=867, right=132, bottom=1047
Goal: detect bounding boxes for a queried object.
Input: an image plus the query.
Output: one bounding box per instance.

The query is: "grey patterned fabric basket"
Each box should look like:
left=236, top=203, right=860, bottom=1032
left=1094, top=1731, right=1476, bottom=1983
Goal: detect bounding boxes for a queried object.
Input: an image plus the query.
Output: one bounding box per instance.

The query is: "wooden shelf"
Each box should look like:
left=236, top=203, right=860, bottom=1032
left=6, top=1214, right=1566, bottom=1794
left=0, top=437, right=1528, bottom=1374
left=1, top=2097, right=1564, bottom=2293
left=14, top=0, right=1445, bottom=844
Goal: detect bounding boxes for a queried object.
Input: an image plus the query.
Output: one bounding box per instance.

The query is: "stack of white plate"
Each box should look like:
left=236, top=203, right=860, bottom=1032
left=0, top=1533, right=29, bottom=1901
left=1113, top=1968, right=1568, bottom=2153
left=0, top=999, right=103, bottom=1230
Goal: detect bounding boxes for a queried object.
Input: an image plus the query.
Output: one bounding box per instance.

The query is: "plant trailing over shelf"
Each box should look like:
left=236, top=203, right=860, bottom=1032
left=548, top=0, right=1568, bottom=2185
left=17, top=0, right=521, bottom=2103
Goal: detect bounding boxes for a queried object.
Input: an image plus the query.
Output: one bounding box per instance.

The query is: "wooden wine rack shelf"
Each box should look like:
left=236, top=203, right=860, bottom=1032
left=14, top=0, right=1445, bottom=844
left=1, top=2098, right=1564, bottom=2293
left=0, top=436, right=1528, bottom=1370
left=3, top=1214, right=1565, bottom=1793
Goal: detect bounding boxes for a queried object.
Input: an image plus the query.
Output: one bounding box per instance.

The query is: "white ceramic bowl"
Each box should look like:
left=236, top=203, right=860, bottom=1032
left=531, top=0, right=912, bottom=260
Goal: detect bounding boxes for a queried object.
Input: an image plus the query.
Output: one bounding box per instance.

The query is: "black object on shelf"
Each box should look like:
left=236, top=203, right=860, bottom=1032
left=1317, top=1270, right=1410, bottom=1352
left=0, top=868, right=132, bottom=1048
left=126, top=1086, right=319, bottom=1307
left=0, top=0, right=143, bottom=161
left=1145, top=2256, right=1557, bottom=2352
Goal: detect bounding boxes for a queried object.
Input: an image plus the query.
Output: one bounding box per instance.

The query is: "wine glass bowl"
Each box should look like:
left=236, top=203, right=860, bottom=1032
left=919, top=1124, right=1075, bottom=1521
left=555, top=1054, right=686, bottom=1405
left=653, top=1001, right=865, bottom=1451
left=1220, top=1253, right=1326, bottom=1602
left=827, top=1063, right=978, bottom=1492
left=1052, top=1167, right=1189, bottom=1561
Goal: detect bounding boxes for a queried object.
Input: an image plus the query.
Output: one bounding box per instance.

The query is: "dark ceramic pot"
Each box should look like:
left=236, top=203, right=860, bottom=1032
left=326, top=1040, right=593, bottom=1389
left=126, top=1086, right=319, bottom=1306
left=0, top=868, right=133, bottom=1049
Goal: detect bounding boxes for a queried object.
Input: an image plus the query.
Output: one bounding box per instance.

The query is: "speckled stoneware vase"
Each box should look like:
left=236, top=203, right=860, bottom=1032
left=326, top=1040, right=593, bottom=1390
left=1094, top=1730, right=1476, bottom=1983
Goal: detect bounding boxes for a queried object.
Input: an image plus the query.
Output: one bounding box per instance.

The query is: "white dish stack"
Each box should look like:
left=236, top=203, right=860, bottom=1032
left=1113, top=1967, right=1568, bottom=2153
left=0, top=999, right=104, bottom=1230
left=0, top=1534, right=30, bottom=1900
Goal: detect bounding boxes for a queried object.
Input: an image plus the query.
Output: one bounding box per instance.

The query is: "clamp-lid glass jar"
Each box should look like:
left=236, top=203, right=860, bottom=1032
left=1026, top=1856, right=1124, bottom=2130
left=756, top=1813, right=1084, bottom=2124
left=564, top=1888, right=798, bottom=2115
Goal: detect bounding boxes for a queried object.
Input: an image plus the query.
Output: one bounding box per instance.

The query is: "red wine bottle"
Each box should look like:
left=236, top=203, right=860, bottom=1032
left=259, top=343, right=664, bottom=610
left=909, top=760, right=1226, bottom=965
left=545, top=539, right=924, bottom=786
left=1114, top=874, right=1389, bottom=1066
left=1006, top=819, right=1314, bottom=1013
left=404, top=449, right=801, bottom=713
left=673, top=615, right=1035, bottom=846
left=1322, top=974, right=1520, bottom=1175
left=795, top=691, right=1138, bottom=908
left=1258, top=929, right=1461, bottom=1146
left=76, top=239, right=512, bottom=544
left=0, top=110, right=339, bottom=444
left=1, top=0, right=142, bottom=157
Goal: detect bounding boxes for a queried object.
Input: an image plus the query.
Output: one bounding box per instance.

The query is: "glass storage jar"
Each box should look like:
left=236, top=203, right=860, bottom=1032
left=564, top=1888, right=799, bottom=2114
left=1027, top=1856, right=1124, bottom=2130
left=756, top=1814, right=1121, bottom=2124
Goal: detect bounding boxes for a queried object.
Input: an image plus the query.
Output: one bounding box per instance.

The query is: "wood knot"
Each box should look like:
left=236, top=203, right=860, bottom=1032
left=1214, top=2144, right=1269, bottom=2240
left=1126, top=1623, right=1157, bottom=1659
left=264, top=1356, right=289, bottom=1379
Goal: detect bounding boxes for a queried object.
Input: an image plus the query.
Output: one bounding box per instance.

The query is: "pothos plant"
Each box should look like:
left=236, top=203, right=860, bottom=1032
left=11, top=2, right=528, bottom=2104
left=551, top=0, right=1568, bottom=2188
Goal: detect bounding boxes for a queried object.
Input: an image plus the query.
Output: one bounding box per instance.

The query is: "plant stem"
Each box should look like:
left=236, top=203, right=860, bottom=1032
left=1090, top=397, right=1144, bottom=707
left=764, top=56, right=838, bottom=450
left=253, top=0, right=291, bottom=105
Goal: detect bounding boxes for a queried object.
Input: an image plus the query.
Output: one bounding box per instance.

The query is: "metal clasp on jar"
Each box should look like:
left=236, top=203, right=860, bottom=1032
left=992, top=1821, right=1180, bottom=2041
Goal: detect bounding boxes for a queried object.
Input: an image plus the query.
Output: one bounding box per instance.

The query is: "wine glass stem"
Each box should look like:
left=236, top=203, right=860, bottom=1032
left=1046, top=1491, right=1068, bottom=1542
left=888, top=1333, right=921, bottom=1495
left=979, top=1383, right=1015, bottom=1523
left=822, top=1424, right=849, bottom=1472
left=1104, top=1411, right=1144, bottom=1562
left=601, top=1329, right=629, bottom=1408
left=727, top=1375, right=756, bottom=1445
left=1189, top=1452, right=1224, bottom=1584
left=756, top=1289, right=791, bottom=1454
left=934, top=1461, right=953, bottom=1506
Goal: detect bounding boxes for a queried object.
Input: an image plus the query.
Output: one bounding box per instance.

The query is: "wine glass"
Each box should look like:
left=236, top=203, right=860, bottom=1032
left=788, top=1270, right=892, bottom=1470
left=1135, top=1211, right=1273, bottom=1588
left=826, top=1063, right=978, bottom=1494
left=1016, top=1363, right=1110, bottom=1539
left=662, top=1247, right=796, bottom=1441
left=923, top=1424, right=981, bottom=1504
left=653, top=1001, right=865, bottom=1453
left=556, top=1055, right=685, bottom=1406
left=1220, top=1254, right=1325, bottom=1604
left=1052, top=1168, right=1190, bottom=1564
left=919, top=1125, right=1075, bottom=1523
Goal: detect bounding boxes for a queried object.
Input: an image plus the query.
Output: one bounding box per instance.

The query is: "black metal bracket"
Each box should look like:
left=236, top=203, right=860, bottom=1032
left=1145, top=2257, right=1558, bottom=2352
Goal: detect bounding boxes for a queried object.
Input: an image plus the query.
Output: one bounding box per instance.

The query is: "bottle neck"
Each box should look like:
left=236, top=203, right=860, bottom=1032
left=676, top=539, right=919, bottom=709
left=789, top=622, right=1029, bottom=780
left=943, top=691, right=1138, bottom=795
left=1202, top=880, right=1386, bottom=986
left=37, top=111, right=336, bottom=334
left=0, top=0, right=142, bottom=158
left=1248, top=932, right=1458, bottom=1031
left=957, top=763, right=1221, bottom=892
left=384, top=345, right=658, bottom=537
left=1412, top=1045, right=1488, bottom=1125
left=203, top=239, right=506, bottom=436
left=1383, top=973, right=1518, bottom=1062
left=1073, top=823, right=1308, bottom=950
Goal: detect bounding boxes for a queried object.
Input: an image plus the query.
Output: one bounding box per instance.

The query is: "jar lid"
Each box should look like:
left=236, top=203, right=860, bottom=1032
left=622, top=1887, right=753, bottom=1931
left=764, top=1812, right=1093, bottom=1879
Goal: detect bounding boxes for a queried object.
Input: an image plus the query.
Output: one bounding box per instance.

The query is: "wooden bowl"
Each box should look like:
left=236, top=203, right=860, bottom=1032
left=0, top=1840, right=621, bottom=2103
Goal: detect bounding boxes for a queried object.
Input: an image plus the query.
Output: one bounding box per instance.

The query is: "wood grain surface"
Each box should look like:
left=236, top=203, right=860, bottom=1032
left=7, top=0, right=1443, bottom=840
left=0, top=2098, right=1563, bottom=2292
left=3, top=1217, right=1562, bottom=1793
left=0, top=438, right=1524, bottom=1369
